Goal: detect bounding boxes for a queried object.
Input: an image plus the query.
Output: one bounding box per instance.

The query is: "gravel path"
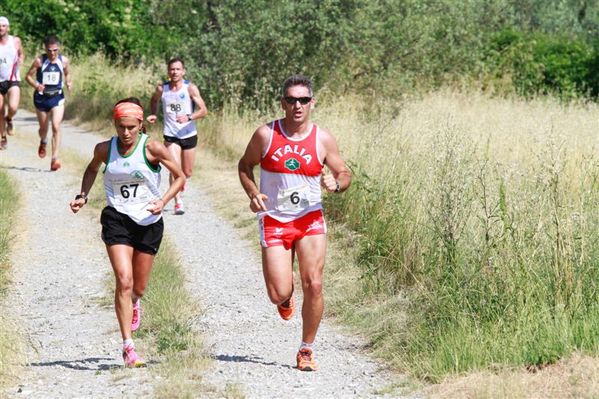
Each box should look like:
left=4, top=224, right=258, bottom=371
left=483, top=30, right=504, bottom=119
left=1, top=111, right=405, bottom=398
left=1, top=113, right=154, bottom=398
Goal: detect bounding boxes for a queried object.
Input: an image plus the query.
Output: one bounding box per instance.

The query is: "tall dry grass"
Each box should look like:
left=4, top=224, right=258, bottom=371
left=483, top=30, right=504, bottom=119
left=203, top=91, right=599, bottom=383
left=59, top=53, right=599, bottom=391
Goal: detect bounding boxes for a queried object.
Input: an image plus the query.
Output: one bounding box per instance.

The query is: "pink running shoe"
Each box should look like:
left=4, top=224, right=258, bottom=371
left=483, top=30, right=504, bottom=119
left=131, top=299, right=141, bottom=332
left=174, top=201, right=185, bottom=215
left=122, top=345, right=146, bottom=368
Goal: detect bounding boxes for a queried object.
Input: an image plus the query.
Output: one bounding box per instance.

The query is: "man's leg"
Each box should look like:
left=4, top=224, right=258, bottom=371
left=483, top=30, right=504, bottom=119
left=0, top=94, right=6, bottom=149
left=35, top=107, right=50, bottom=158
left=49, top=105, right=64, bottom=160
left=165, top=142, right=185, bottom=211
left=180, top=146, right=197, bottom=190
left=261, top=245, right=294, bottom=306
left=5, top=85, right=20, bottom=135
left=36, top=108, right=50, bottom=142
left=294, top=234, right=326, bottom=344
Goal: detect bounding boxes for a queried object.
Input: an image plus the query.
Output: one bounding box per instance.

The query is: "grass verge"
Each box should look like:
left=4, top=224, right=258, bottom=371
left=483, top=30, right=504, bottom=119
left=195, top=91, right=599, bottom=397
left=0, top=170, right=23, bottom=389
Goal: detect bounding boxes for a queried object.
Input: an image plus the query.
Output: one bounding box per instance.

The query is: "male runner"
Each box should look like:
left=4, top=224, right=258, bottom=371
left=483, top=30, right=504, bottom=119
left=25, top=35, right=72, bottom=171
left=0, top=16, right=24, bottom=150
left=238, top=74, right=352, bottom=371
left=147, top=57, right=207, bottom=215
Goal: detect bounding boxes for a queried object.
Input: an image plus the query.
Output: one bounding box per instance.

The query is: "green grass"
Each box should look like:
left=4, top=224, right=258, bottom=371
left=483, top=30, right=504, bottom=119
left=131, top=238, right=211, bottom=397
left=193, top=90, right=599, bottom=384
left=58, top=52, right=599, bottom=392
left=0, top=170, right=23, bottom=388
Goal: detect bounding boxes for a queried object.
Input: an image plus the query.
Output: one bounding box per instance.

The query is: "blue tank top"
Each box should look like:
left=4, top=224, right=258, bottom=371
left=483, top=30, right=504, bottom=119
left=36, top=54, right=64, bottom=94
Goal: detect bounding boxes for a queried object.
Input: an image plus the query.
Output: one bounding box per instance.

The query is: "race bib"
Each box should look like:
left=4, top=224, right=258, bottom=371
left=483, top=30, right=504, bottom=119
left=42, top=71, right=60, bottom=85
left=166, top=101, right=185, bottom=115
left=276, top=184, right=310, bottom=212
left=112, top=179, right=152, bottom=205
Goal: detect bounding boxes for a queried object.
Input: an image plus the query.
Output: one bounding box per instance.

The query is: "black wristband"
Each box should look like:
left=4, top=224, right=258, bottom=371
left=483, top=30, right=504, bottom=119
left=75, top=194, right=88, bottom=204
left=334, top=181, right=341, bottom=193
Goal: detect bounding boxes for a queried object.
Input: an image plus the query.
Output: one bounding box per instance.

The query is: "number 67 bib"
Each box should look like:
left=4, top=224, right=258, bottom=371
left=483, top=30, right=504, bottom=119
left=276, top=184, right=310, bottom=212
left=112, top=179, right=152, bottom=205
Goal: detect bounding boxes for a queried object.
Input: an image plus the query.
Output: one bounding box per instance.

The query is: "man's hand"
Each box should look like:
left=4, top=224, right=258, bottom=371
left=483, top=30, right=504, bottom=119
left=250, top=193, right=268, bottom=213
left=320, top=173, right=338, bottom=193
left=146, top=114, right=158, bottom=124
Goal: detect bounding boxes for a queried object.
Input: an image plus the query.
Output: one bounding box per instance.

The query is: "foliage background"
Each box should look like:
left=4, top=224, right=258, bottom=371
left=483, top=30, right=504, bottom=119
left=3, top=0, right=599, bottom=108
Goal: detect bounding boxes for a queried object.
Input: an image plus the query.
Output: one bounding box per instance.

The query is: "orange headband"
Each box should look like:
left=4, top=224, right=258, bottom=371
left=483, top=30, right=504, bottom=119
left=113, top=102, right=144, bottom=121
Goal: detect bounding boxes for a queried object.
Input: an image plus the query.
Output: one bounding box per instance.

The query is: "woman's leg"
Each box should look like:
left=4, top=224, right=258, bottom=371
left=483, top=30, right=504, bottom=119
left=131, top=250, right=155, bottom=303
left=105, top=244, right=135, bottom=340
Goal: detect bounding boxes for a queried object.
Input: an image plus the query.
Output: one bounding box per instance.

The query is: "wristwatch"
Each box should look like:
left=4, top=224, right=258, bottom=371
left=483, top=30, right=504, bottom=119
left=75, top=193, right=88, bottom=204
left=186, top=114, right=192, bottom=122
left=334, top=181, right=341, bottom=193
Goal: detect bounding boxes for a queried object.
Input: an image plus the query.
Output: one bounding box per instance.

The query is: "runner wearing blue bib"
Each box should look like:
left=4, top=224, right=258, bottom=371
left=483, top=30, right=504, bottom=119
left=25, top=35, right=72, bottom=171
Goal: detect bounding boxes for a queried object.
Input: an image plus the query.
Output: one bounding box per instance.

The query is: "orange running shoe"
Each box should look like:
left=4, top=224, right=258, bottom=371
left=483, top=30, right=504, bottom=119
left=50, top=158, right=61, bottom=171
left=296, top=348, right=318, bottom=371
left=38, top=141, right=47, bottom=158
left=277, top=295, right=295, bottom=320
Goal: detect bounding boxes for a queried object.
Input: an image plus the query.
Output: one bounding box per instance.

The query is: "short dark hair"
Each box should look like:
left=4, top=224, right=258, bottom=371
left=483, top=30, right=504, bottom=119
left=44, top=35, right=60, bottom=47
left=281, top=75, right=314, bottom=98
left=167, top=57, right=185, bottom=68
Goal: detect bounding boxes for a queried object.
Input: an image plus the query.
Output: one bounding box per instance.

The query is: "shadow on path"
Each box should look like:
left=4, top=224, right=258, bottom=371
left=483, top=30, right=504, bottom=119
left=29, top=357, right=120, bottom=371
left=0, top=165, right=52, bottom=173
left=215, top=353, right=294, bottom=370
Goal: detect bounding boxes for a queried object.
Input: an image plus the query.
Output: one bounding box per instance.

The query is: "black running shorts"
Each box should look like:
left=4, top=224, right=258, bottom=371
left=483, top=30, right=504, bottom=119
left=163, top=134, right=198, bottom=150
left=0, top=81, right=20, bottom=95
left=101, top=206, right=164, bottom=255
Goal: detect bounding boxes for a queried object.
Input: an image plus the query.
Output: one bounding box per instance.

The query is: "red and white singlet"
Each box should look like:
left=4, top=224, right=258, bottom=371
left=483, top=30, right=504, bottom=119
left=259, top=119, right=324, bottom=223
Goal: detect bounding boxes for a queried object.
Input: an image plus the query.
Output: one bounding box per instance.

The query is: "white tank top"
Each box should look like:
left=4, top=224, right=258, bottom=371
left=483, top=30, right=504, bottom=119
left=103, top=134, right=162, bottom=226
left=161, top=80, right=197, bottom=139
left=0, top=36, right=20, bottom=82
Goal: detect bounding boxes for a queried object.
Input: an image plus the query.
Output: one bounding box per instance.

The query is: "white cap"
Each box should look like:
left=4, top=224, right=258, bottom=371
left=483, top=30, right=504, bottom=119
left=0, top=17, right=9, bottom=25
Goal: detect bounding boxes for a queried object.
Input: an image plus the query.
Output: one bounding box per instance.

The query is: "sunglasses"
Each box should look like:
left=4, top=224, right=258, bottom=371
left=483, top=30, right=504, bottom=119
left=283, top=96, right=312, bottom=105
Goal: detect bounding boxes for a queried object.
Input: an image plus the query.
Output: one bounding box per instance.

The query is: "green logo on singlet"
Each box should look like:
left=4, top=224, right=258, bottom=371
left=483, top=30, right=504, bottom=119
left=123, top=161, right=130, bottom=167
left=131, top=171, right=144, bottom=180
left=285, top=158, right=300, bottom=171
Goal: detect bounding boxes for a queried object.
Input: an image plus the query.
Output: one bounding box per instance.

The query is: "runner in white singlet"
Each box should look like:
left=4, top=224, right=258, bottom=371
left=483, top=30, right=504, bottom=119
left=238, top=75, right=352, bottom=371
left=147, top=57, right=208, bottom=215
left=70, top=97, right=185, bottom=368
left=0, top=16, right=24, bottom=150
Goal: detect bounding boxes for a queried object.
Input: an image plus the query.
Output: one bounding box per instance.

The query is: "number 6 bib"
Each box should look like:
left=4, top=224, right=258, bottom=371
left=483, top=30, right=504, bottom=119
left=276, top=184, right=310, bottom=212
